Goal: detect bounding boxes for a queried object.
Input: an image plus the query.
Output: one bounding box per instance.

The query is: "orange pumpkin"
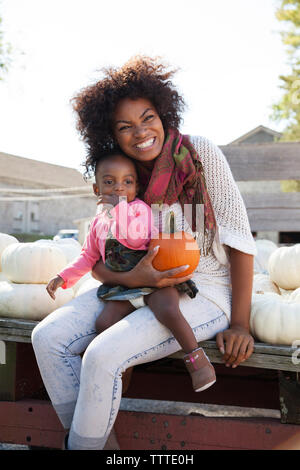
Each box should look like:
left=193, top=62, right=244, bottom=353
left=148, top=212, right=200, bottom=278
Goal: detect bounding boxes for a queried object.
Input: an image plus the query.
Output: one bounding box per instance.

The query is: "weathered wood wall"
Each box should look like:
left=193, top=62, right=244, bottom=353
left=221, top=142, right=300, bottom=232
left=221, top=142, right=300, bottom=181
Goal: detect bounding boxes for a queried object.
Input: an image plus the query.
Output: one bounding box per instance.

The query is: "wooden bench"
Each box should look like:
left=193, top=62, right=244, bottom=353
left=0, top=317, right=299, bottom=375
left=0, top=316, right=300, bottom=450
left=1, top=140, right=300, bottom=450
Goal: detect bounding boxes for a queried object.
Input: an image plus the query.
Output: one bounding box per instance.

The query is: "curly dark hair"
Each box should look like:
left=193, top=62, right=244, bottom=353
left=71, top=55, right=186, bottom=178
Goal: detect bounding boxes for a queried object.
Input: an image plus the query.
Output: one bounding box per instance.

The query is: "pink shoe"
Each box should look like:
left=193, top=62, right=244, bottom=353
left=183, top=347, right=216, bottom=392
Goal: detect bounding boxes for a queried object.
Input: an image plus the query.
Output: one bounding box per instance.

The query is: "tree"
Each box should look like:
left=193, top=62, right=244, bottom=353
left=271, top=1, right=300, bottom=192
left=271, top=0, right=300, bottom=142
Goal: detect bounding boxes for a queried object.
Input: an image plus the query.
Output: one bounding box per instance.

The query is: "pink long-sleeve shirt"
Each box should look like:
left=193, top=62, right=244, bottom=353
left=58, top=198, right=158, bottom=289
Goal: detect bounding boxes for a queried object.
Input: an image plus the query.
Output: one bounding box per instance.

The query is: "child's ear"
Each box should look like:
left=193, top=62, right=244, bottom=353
left=93, top=183, right=99, bottom=197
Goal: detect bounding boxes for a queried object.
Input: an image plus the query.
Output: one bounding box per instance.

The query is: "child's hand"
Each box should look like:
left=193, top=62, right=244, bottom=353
left=97, top=194, right=123, bottom=208
left=46, top=275, right=65, bottom=300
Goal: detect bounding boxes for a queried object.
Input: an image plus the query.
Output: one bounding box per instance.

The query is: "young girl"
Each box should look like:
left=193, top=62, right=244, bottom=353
left=46, top=151, right=216, bottom=392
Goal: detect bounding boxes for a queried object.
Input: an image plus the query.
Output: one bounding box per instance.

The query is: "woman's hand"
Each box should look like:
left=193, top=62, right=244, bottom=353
left=46, top=275, right=65, bottom=300
left=216, top=325, right=254, bottom=368
left=216, top=247, right=255, bottom=368
left=129, top=246, right=194, bottom=288
left=92, top=245, right=193, bottom=288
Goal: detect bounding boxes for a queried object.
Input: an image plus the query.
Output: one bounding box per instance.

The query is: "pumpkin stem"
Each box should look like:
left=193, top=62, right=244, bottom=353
left=169, top=211, right=175, bottom=234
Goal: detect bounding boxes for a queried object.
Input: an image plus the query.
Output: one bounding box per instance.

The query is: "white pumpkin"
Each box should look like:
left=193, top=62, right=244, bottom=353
left=74, top=277, right=101, bottom=297
left=1, top=242, right=68, bottom=284
left=0, top=233, right=19, bottom=271
left=268, top=244, right=300, bottom=290
left=0, top=281, right=74, bottom=320
left=54, top=238, right=81, bottom=248
left=0, top=272, right=8, bottom=282
left=250, top=292, right=300, bottom=345
left=34, top=238, right=81, bottom=264
left=253, top=273, right=280, bottom=295
left=254, top=239, right=278, bottom=274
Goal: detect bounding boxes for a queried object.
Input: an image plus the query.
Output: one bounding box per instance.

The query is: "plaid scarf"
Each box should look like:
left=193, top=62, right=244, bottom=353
left=135, top=129, right=216, bottom=255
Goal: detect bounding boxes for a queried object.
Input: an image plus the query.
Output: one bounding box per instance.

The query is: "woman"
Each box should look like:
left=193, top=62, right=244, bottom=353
left=31, top=56, right=257, bottom=450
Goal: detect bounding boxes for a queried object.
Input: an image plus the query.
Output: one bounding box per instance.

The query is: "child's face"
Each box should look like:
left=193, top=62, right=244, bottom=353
left=93, top=154, right=139, bottom=203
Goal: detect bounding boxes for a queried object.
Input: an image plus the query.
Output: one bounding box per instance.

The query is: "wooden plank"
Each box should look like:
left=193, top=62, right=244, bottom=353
left=0, top=317, right=295, bottom=357
left=244, top=192, right=300, bottom=209
left=220, top=142, right=300, bottom=181
left=171, top=351, right=299, bottom=372
left=0, top=318, right=38, bottom=329
left=116, top=410, right=300, bottom=450
left=0, top=318, right=298, bottom=372
left=120, top=397, right=281, bottom=419
left=0, top=399, right=65, bottom=449
left=242, top=192, right=300, bottom=231
left=0, top=333, right=32, bottom=343
left=0, top=330, right=33, bottom=343
left=200, top=340, right=296, bottom=357
left=0, top=317, right=298, bottom=371
left=247, top=210, right=300, bottom=231
left=170, top=341, right=300, bottom=372
left=1, top=399, right=299, bottom=450
left=0, top=317, right=38, bottom=343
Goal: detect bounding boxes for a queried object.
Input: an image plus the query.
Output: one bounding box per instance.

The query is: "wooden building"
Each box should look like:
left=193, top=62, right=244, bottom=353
left=0, top=152, right=96, bottom=237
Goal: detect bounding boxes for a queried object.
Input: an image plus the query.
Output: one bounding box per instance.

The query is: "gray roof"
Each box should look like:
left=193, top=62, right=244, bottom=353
left=228, top=125, right=283, bottom=145
left=0, top=151, right=89, bottom=189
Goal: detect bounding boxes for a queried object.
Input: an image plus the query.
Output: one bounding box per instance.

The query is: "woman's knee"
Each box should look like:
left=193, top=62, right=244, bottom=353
left=82, top=331, right=127, bottom=375
left=31, top=320, right=53, bottom=354
left=31, top=312, right=68, bottom=354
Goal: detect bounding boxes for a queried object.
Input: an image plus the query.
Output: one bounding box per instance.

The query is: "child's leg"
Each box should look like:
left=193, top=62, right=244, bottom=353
left=145, top=287, right=216, bottom=393
left=144, top=287, right=199, bottom=354
left=95, top=300, right=135, bottom=334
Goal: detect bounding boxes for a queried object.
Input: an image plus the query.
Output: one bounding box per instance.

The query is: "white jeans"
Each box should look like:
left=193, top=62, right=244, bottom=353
left=31, top=287, right=229, bottom=450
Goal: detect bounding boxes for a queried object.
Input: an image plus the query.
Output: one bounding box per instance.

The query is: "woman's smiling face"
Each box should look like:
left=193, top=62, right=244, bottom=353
left=113, top=97, right=165, bottom=166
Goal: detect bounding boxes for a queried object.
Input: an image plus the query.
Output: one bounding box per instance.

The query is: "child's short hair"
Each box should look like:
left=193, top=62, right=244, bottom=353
left=94, top=148, right=135, bottom=177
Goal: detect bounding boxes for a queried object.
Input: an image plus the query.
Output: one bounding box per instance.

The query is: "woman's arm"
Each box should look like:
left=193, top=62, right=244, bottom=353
left=216, top=247, right=254, bottom=368
left=92, top=260, right=134, bottom=286
left=230, top=247, right=254, bottom=330
left=92, top=246, right=194, bottom=288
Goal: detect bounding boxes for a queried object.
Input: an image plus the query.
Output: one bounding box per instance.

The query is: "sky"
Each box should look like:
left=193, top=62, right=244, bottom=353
left=0, top=0, right=291, bottom=173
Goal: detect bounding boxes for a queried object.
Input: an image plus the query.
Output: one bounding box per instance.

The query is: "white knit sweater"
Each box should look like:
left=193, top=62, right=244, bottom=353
left=151, top=135, right=257, bottom=321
